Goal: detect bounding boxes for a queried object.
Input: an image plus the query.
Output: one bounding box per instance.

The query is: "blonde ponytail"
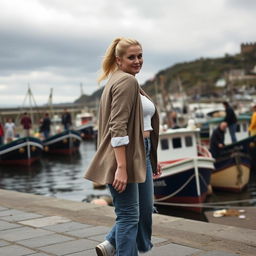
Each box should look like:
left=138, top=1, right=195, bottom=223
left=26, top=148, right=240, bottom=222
left=98, top=37, right=141, bottom=83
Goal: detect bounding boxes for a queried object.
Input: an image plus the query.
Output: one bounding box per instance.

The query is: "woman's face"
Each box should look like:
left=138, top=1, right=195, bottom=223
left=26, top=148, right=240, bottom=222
left=116, top=45, right=143, bottom=76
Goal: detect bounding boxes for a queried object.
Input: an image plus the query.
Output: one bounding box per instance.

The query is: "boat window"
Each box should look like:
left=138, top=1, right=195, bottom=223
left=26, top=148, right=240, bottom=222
left=172, top=137, right=182, bottom=148
left=242, top=122, right=247, bottom=132
left=236, top=124, right=240, bottom=132
left=185, top=136, right=193, bottom=147
left=160, top=139, right=169, bottom=150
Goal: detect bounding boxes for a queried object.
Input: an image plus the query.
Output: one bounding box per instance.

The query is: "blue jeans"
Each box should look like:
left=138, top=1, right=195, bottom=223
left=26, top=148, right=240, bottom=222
left=229, top=123, right=237, bottom=143
left=106, top=138, right=154, bottom=256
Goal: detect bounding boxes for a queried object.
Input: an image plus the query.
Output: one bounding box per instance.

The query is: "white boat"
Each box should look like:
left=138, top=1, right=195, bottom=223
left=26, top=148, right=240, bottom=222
left=75, top=112, right=96, bottom=140
left=154, top=125, right=215, bottom=212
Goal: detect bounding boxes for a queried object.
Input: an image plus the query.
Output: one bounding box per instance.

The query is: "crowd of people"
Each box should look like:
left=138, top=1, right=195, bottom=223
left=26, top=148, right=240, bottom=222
left=0, top=109, right=73, bottom=145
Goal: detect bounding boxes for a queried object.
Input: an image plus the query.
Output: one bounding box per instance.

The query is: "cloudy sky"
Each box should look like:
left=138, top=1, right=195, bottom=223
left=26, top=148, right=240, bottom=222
left=0, top=0, right=255, bottom=107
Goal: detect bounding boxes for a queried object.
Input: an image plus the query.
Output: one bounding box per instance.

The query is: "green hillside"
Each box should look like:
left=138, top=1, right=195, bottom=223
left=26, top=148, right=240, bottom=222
left=75, top=50, right=256, bottom=107
left=142, top=52, right=256, bottom=98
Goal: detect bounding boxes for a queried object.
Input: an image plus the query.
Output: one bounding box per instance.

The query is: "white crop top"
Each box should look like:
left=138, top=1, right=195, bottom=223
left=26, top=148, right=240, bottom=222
left=140, top=94, right=155, bottom=131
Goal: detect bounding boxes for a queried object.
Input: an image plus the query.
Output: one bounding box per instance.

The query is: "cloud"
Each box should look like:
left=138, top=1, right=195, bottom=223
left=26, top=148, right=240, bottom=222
left=0, top=0, right=255, bottom=106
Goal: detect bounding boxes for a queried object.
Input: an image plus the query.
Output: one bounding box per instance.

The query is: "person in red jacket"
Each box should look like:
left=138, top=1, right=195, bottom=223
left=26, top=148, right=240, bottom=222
left=0, top=120, right=4, bottom=145
left=20, top=112, right=32, bottom=137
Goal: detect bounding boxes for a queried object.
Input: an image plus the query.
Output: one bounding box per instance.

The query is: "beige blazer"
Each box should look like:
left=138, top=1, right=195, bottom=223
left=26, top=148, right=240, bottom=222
left=84, top=70, right=159, bottom=184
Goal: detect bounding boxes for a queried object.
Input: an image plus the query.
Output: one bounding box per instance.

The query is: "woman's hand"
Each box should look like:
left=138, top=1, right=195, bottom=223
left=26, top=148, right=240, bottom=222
left=153, top=163, right=162, bottom=180
left=112, top=166, right=127, bottom=193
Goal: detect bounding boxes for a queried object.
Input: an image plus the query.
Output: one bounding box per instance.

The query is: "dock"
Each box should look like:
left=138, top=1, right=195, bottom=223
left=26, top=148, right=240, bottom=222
left=0, top=189, right=255, bottom=256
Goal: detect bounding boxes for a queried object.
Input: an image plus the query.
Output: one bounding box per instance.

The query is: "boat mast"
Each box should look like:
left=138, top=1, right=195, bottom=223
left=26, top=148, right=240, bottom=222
left=47, top=88, right=53, bottom=118
left=17, top=84, right=38, bottom=125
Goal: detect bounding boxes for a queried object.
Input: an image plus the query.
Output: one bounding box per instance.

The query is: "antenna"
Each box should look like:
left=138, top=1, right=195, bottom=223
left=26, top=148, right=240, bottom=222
left=80, top=82, right=84, bottom=96
left=48, top=88, right=53, bottom=118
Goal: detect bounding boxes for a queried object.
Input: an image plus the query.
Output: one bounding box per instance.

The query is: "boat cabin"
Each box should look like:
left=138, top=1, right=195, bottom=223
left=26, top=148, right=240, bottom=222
left=158, top=128, right=200, bottom=162
left=75, top=112, right=94, bottom=127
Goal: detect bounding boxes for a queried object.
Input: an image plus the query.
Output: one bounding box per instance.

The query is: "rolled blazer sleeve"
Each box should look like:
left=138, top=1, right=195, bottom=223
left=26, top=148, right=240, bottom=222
left=109, top=75, right=138, bottom=147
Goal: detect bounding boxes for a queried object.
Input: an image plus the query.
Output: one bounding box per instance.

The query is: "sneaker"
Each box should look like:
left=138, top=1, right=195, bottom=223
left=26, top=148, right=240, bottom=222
left=95, top=240, right=116, bottom=256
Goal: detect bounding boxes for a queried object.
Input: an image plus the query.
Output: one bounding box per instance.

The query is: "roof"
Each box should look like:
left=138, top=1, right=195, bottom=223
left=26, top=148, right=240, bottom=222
left=207, top=114, right=251, bottom=124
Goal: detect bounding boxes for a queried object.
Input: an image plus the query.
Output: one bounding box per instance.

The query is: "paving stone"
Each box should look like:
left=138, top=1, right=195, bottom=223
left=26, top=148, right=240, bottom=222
left=40, top=239, right=98, bottom=255
left=0, top=207, right=8, bottom=211
left=0, top=240, right=9, bottom=247
left=66, top=249, right=96, bottom=256
left=66, top=226, right=109, bottom=238
left=0, top=244, right=36, bottom=256
left=0, top=220, right=22, bottom=231
left=0, top=226, right=53, bottom=242
left=42, top=221, right=92, bottom=232
left=87, top=233, right=105, bottom=242
left=19, top=216, right=70, bottom=228
left=28, top=254, right=51, bottom=256
left=149, top=243, right=202, bottom=256
left=151, top=235, right=168, bottom=244
left=214, top=227, right=256, bottom=245
left=0, top=209, right=27, bottom=217
left=199, top=250, right=240, bottom=256
left=1, top=212, right=42, bottom=222
left=17, top=233, right=74, bottom=248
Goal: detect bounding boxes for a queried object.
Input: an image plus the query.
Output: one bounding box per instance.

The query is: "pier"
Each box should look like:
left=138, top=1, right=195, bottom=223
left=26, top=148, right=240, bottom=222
left=0, top=189, right=255, bottom=256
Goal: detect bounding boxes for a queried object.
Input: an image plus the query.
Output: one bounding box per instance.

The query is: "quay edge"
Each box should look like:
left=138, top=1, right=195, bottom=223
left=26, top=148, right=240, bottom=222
left=0, top=189, right=255, bottom=256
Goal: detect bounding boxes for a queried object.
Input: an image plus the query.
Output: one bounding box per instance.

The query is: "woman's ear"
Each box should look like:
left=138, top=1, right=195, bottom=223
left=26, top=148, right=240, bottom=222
left=116, top=56, right=121, bottom=67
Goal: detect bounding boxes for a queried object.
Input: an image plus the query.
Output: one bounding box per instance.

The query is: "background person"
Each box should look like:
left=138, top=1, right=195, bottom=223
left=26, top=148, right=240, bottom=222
left=4, top=118, right=15, bottom=143
left=20, top=112, right=32, bottom=137
left=223, top=101, right=237, bottom=143
left=209, top=122, right=228, bottom=158
left=0, top=120, right=4, bottom=145
left=84, top=37, right=161, bottom=256
left=248, top=105, right=256, bottom=136
left=40, top=113, right=51, bottom=139
left=61, top=108, right=72, bottom=130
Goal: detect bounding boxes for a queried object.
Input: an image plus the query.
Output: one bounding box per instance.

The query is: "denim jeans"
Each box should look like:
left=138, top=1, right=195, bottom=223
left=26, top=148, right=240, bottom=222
left=106, top=138, right=153, bottom=256
left=229, top=123, right=237, bottom=143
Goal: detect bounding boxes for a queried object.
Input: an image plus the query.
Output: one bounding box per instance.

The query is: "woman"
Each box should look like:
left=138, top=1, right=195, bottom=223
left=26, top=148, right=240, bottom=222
left=84, top=37, right=161, bottom=256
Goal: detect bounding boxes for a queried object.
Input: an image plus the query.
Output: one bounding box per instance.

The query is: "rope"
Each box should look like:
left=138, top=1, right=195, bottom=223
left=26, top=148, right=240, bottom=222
left=154, top=198, right=256, bottom=209
left=233, top=152, right=243, bottom=186
left=154, top=174, right=195, bottom=202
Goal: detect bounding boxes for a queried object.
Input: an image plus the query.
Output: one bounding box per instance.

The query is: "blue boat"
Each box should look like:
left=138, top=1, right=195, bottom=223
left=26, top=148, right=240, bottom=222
left=0, top=137, right=43, bottom=166
left=154, top=127, right=215, bottom=212
left=42, top=130, right=82, bottom=155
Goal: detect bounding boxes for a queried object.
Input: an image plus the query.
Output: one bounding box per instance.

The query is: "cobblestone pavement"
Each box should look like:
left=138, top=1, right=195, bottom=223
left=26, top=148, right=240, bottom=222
left=0, top=205, right=245, bottom=256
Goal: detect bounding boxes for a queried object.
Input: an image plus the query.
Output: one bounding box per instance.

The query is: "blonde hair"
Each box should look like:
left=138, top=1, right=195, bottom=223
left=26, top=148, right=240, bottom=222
left=98, top=37, right=142, bottom=83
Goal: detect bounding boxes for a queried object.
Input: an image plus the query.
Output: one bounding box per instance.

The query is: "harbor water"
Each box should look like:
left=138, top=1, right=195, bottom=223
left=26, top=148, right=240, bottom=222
left=0, top=140, right=255, bottom=221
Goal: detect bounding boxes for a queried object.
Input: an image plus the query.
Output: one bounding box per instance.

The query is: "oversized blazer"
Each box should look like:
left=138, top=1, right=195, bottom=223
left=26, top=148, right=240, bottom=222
left=84, top=70, right=159, bottom=185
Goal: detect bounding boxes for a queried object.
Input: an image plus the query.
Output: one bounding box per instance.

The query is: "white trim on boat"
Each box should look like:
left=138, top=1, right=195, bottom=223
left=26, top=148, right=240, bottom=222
left=160, top=157, right=215, bottom=177
left=43, top=133, right=82, bottom=146
left=0, top=141, right=43, bottom=155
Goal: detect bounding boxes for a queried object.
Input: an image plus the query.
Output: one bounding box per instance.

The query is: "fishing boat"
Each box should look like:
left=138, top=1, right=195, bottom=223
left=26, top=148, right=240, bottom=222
left=200, top=115, right=252, bottom=147
left=42, top=130, right=82, bottom=155
left=211, top=150, right=251, bottom=192
left=74, top=121, right=95, bottom=140
left=0, top=137, right=43, bottom=166
left=74, top=112, right=95, bottom=140
left=154, top=125, right=215, bottom=212
left=200, top=115, right=254, bottom=191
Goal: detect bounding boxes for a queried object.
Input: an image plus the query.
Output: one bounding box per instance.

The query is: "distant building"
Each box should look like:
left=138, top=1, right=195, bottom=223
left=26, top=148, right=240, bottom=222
left=240, top=42, right=256, bottom=54
left=215, top=78, right=226, bottom=88
left=228, top=69, right=245, bottom=81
